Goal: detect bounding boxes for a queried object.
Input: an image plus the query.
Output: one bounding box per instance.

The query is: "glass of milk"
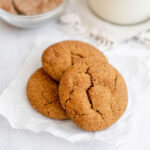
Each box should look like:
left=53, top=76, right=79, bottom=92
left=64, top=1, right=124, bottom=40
left=88, top=0, right=150, bottom=25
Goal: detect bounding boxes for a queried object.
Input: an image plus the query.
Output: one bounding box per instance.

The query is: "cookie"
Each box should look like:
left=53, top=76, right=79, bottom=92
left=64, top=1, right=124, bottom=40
left=42, top=40, right=107, bottom=81
left=14, top=0, right=63, bottom=15
left=59, top=58, right=128, bottom=131
left=0, top=0, right=17, bottom=14
left=27, top=68, right=68, bottom=120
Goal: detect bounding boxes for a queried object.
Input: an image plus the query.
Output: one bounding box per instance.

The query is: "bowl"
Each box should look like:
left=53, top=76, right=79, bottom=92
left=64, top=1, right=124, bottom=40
left=0, top=0, right=68, bottom=28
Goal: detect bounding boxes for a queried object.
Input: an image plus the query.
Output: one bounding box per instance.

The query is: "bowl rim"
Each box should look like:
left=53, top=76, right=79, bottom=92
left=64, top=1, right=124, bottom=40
left=0, top=0, right=68, bottom=19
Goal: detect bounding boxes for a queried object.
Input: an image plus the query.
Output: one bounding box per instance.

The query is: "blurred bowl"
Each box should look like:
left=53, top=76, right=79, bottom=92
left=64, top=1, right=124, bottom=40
left=0, top=0, right=68, bottom=28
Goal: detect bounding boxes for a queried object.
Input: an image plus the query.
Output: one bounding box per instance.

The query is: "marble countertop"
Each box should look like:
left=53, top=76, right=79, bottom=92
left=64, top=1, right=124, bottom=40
left=0, top=19, right=150, bottom=150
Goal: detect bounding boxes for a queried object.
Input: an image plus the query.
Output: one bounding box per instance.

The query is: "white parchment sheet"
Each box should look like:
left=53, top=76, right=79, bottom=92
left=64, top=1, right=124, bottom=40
left=0, top=38, right=149, bottom=145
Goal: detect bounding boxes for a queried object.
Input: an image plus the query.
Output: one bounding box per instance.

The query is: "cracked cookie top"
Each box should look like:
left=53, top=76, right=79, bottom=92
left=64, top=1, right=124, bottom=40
left=42, top=40, right=107, bottom=81
left=26, top=68, right=68, bottom=120
left=59, top=59, right=128, bottom=131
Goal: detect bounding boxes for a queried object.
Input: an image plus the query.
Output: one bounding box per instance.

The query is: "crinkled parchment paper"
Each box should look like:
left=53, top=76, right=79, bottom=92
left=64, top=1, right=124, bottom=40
left=0, top=38, right=149, bottom=145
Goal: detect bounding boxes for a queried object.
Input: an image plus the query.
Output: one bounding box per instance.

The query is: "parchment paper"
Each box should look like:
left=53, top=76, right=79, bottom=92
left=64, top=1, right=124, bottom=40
left=0, top=38, right=149, bottom=145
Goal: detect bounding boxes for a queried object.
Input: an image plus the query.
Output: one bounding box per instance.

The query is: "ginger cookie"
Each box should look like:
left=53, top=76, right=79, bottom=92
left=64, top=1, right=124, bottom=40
left=59, top=58, right=128, bottom=131
left=14, top=0, right=63, bottom=15
left=27, top=68, right=68, bottom=120
left=42, top=40, right=107, bottom=81
left=0, top=0, right=17, bottom=14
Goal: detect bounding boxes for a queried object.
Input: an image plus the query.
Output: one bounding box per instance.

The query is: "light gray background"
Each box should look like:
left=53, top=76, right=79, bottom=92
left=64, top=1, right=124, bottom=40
left=0, top=19, right=150, bottom=150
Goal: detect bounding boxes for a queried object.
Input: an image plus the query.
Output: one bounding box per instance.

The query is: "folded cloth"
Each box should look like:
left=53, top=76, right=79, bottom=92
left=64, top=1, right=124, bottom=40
left=59, top=0, right=150, bottom=49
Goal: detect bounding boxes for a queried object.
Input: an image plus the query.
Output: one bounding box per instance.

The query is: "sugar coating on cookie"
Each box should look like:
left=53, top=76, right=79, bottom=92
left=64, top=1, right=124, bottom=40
left=0, top=0, right=17, bottom=14
left=14, top=0, right=63, bottom=15
left=27, top=68, right=68, bottom=120
left=59, top=59, right=128, bottom=131
left=42, top=40, right=107, bottom=81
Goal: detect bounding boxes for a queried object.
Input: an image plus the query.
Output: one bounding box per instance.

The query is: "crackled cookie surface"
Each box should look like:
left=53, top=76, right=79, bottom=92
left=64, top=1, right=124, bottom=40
left=59, top=59, right=128, bottom=131
left=42, top=40, right=107, bottom=81
left=0, top=0, right=17, bottom=14
left=14, top=0, right=63, bottom=15
left=27, top=68, right=68, bottom=120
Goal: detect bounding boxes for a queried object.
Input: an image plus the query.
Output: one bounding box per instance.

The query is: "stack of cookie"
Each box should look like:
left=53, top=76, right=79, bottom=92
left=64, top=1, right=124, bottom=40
left=0, top=0, right=63, bottom=15
left=27, top=41, right=128, bottom=131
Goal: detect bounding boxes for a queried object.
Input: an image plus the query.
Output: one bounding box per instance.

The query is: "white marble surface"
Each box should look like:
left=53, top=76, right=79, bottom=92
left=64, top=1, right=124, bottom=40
left=0, top=19, right=150, bottom=150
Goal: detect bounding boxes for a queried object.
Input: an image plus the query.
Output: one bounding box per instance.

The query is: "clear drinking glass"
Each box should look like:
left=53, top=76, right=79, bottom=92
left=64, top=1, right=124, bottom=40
left=88, top=0, right=150, bottom=25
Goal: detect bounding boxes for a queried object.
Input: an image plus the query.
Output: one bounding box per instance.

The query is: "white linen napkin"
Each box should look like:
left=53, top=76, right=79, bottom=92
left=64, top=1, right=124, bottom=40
left=59, top=0, right=150, bottom=49
left=0, top=37, right=149, bottom=145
